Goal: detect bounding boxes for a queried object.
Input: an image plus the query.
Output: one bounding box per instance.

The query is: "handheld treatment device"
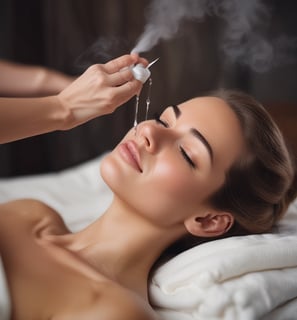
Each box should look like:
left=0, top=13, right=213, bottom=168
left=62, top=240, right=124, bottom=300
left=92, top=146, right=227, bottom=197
left=132, top=58, right=159, bottom=128
left=131, top=58, right=159, bottom=83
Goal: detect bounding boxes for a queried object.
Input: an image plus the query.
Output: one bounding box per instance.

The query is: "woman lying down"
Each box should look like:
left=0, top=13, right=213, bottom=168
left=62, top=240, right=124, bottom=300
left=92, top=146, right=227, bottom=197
left=0, top=89, right=296, bottom=320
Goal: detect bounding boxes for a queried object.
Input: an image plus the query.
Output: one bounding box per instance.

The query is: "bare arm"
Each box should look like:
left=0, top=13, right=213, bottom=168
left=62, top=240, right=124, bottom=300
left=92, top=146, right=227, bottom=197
left=0, top=54, right=147, bottom=144
left=0, top=95, right=67, bottom=143
left=0, top=59, right=74, bottom=97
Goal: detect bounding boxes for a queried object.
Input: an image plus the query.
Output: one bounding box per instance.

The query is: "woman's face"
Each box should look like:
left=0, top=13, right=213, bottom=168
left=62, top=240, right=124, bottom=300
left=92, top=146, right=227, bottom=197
left=100, top=97, right=245, bottom=227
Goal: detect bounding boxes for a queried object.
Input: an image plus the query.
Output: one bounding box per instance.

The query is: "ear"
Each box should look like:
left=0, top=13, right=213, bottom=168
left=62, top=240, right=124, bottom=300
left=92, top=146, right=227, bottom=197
left=184, top=211, right=234, bottom=237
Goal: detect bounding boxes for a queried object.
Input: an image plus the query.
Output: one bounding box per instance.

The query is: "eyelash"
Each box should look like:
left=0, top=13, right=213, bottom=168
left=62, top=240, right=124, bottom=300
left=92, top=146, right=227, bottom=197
left=153, top=112, right=168, bottom=128
left=153, top=113, right=196, bottom=169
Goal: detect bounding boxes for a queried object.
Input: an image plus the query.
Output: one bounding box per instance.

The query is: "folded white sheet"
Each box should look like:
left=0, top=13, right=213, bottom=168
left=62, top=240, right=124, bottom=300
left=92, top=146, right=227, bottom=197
left=1, top=154, right=297, bottom=320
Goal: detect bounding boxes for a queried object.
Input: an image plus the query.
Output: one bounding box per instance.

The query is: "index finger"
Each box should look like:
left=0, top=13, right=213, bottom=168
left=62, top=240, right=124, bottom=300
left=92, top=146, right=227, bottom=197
left=104, top=54, right=138, bottom=74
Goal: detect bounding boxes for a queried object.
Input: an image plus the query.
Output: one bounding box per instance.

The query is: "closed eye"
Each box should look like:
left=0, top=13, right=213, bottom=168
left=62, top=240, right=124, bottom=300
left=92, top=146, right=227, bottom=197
left=179, top=147, right=196, bottom=169
left=154, top=113, right=196, bottom=169
left=154, top=113, right=169, bottom=128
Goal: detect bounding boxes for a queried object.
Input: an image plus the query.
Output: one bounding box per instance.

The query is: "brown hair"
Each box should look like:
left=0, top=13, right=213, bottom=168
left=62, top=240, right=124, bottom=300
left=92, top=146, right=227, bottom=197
left=209, top=89, right=296, bottom=234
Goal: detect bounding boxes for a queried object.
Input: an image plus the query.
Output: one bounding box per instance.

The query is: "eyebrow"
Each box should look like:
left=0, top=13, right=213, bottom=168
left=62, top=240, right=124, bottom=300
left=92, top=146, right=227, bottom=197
left=171, top=104, right=181, bottom=118
left=170, top=105, right=214, bottom=165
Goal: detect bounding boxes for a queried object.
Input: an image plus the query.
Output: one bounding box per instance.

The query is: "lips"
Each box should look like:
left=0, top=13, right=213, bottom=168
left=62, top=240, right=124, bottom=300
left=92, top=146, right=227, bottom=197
left=118, top=140, right=143, bottom=173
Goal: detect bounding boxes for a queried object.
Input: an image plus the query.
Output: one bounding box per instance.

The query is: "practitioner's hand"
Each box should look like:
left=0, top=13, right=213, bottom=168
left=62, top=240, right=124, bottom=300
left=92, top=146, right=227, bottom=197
left=57, top=54, right=148, bottom=130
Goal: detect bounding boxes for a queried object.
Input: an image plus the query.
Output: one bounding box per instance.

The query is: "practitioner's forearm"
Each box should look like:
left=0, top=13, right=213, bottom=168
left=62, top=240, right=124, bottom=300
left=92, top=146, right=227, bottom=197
left=0, top=96, right=69, bottom=143
left=0, top=60, right=73, bottom=96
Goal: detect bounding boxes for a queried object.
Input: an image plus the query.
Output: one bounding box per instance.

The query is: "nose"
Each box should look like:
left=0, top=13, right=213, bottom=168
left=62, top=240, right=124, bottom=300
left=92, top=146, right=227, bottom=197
left=136, top=121, right=162, bottom=154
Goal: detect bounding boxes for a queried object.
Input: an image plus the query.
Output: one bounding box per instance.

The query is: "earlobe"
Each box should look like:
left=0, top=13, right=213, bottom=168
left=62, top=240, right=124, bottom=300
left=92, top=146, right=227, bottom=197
left=184, top=212, right=234, bottom=237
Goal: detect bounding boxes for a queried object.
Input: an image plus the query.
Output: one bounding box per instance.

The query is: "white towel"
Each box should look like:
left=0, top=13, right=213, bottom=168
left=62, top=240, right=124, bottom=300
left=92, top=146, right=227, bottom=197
left=149, top=202, right=297, bottom=320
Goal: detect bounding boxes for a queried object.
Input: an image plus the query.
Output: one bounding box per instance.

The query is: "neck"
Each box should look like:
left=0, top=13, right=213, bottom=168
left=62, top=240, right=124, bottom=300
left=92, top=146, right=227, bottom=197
left=65, top=197, right=184, bottom=299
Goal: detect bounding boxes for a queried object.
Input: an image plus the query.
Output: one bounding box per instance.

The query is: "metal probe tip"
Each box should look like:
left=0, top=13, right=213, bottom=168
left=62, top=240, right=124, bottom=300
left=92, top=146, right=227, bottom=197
left=147, top=57, right=160, bottom=69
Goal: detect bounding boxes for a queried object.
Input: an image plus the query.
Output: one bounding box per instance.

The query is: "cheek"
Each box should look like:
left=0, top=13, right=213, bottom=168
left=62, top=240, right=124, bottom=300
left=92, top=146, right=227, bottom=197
left=154, top=161, right=192, bottom=197
left=144, top=158, right=205, bottom=215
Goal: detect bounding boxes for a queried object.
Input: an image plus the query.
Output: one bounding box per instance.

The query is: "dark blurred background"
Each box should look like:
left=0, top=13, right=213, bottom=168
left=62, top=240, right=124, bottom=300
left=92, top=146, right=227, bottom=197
left=0, top=0, right=296, bottom=177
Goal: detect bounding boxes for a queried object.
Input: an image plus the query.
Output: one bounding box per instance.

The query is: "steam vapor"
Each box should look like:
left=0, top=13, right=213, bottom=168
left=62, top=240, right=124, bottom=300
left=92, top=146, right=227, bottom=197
left=132, top=0, right=296, bottom=73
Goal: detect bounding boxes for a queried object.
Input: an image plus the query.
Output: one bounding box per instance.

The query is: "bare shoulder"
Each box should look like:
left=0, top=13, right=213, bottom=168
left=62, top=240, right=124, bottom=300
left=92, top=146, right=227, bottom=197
left=0, top=198, right=67, bottom=234
left=0, top=198, right=62, bottom=222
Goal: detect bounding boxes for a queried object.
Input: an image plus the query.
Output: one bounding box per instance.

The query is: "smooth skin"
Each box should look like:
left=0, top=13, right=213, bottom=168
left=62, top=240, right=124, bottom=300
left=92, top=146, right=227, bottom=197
left=0, top=59, right=75, bottom=97
left=0, top=97, right=245, bottom=319
left=0, top=54, right=147, bottom=144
